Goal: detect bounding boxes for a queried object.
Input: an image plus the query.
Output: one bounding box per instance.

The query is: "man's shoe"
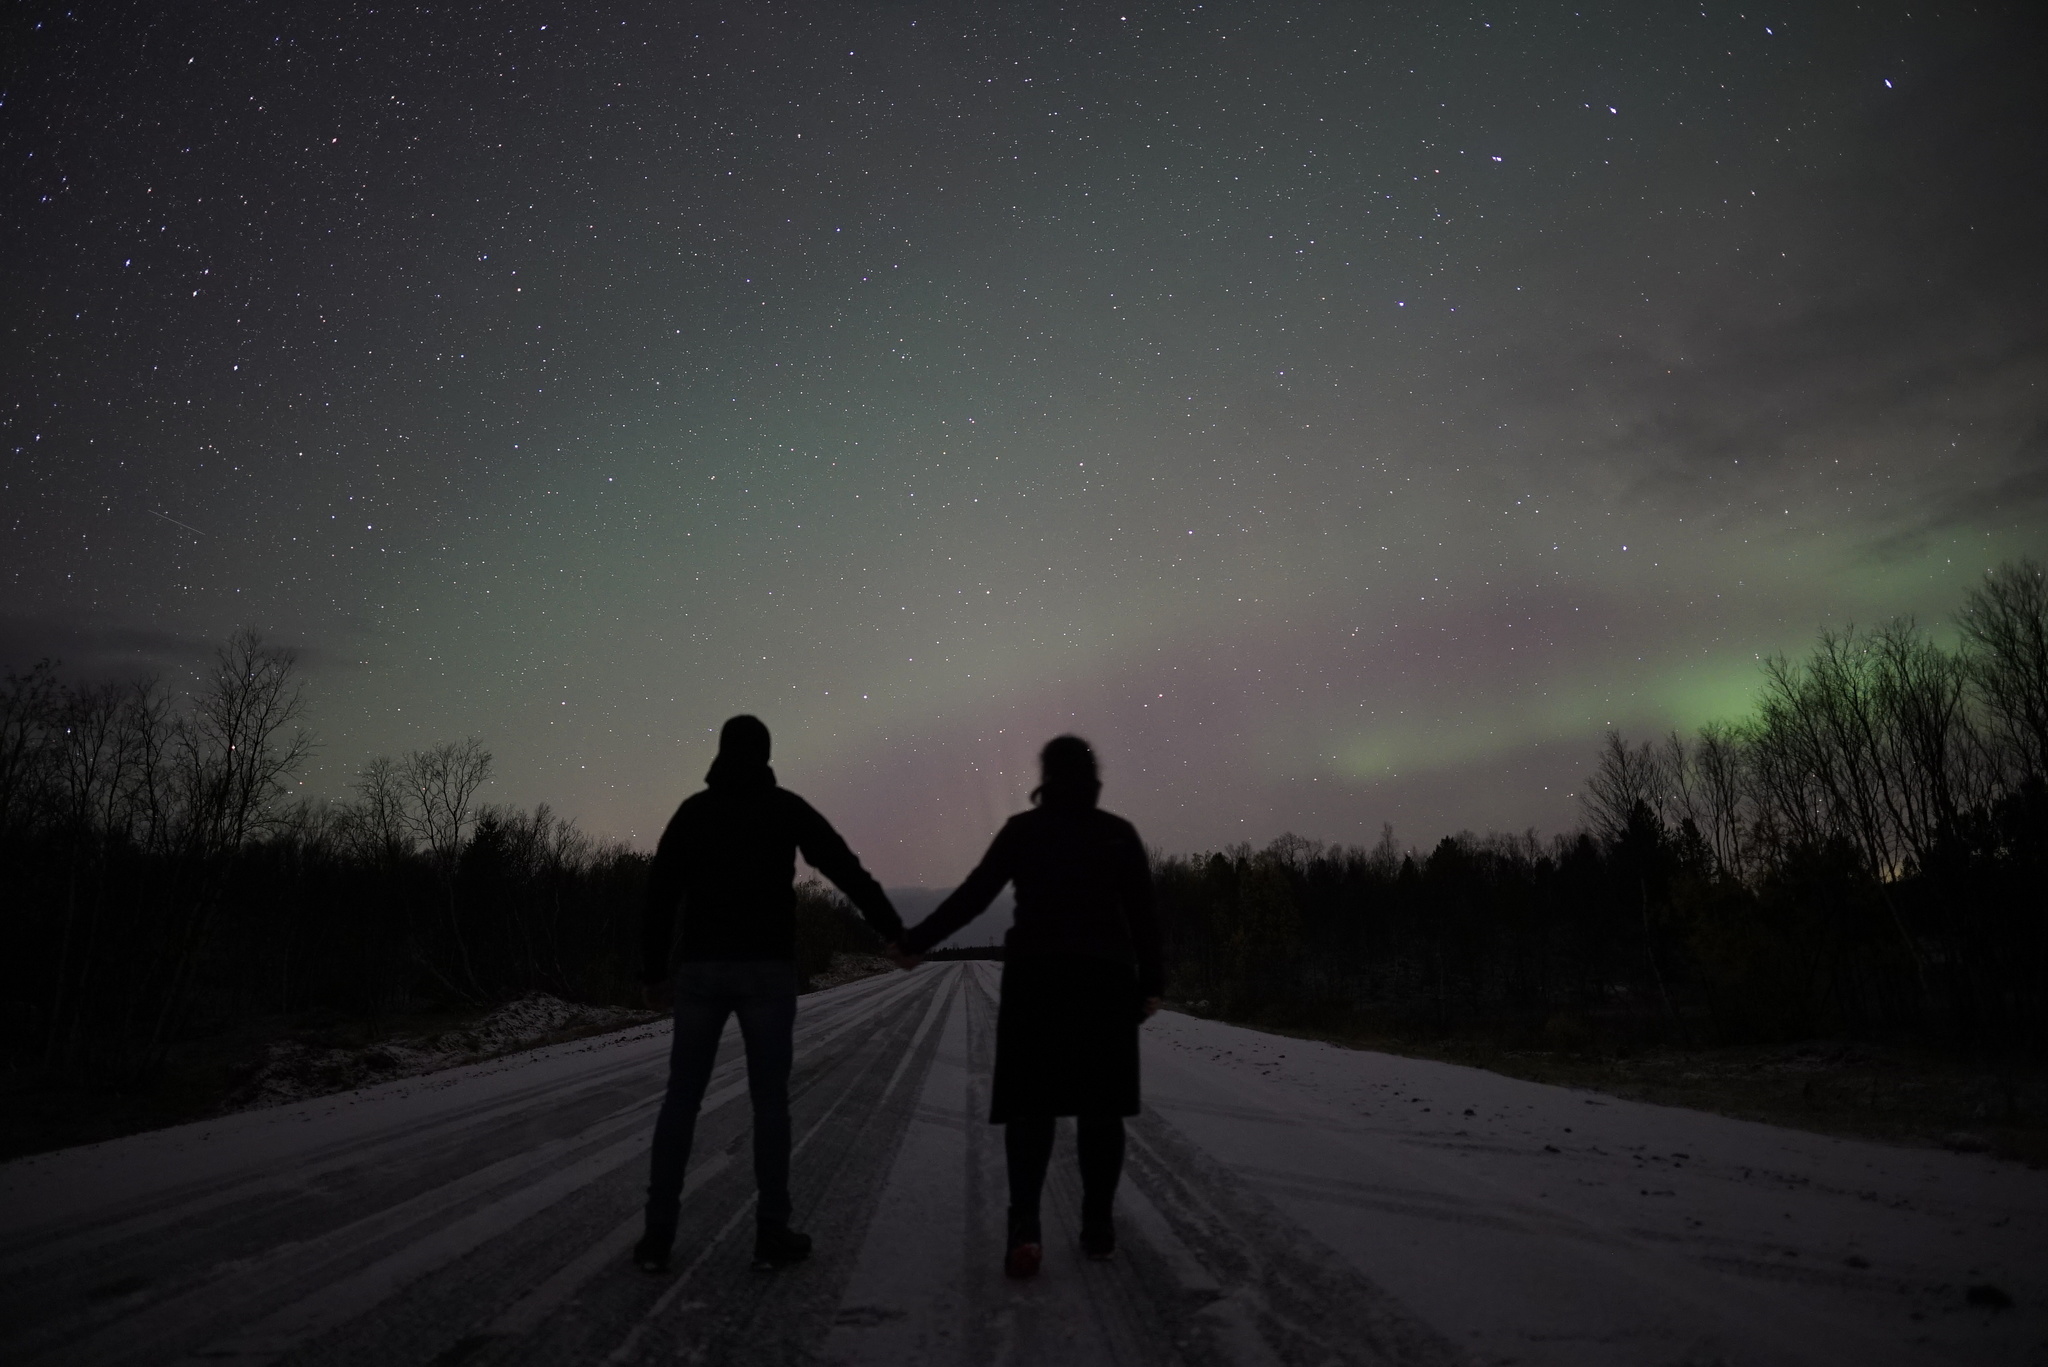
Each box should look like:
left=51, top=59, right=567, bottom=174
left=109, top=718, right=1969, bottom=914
left=752, top=1223, right=813, bottom=1271
left=1080, top=1215, right=1116, bottom=1261
left=633, top=1221, right=676, bottom=1274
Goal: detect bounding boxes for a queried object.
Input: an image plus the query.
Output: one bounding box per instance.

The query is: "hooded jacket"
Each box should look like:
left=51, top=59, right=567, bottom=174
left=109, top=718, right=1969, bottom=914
left=640, top=760, right=902, bottom=981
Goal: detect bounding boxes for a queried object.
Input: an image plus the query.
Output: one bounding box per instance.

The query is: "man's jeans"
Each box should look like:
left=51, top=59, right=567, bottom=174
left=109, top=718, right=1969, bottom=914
left=646, top=959, right=798, bottom=1231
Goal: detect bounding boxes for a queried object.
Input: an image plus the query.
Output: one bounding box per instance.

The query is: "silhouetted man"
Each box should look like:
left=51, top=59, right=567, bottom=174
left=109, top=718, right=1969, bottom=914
left=635, top=714, right=904, bottom=1272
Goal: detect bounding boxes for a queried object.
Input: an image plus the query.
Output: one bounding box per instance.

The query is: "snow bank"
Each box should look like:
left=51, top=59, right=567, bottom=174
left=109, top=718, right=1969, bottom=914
left=228, top=993, right=658, bottom=1110
left=808, top=953, right=896, bottom=992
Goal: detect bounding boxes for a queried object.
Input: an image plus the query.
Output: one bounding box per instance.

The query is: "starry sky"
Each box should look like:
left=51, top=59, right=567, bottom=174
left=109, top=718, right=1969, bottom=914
left=6, top=2, right=2046, bottom=885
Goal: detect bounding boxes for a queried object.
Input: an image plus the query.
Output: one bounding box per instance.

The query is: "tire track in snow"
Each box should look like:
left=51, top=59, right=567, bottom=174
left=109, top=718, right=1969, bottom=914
left=949, top=963, right=1458, bottom=1367
left=818, top=962, right=1462, bottom=1367
left=4, top=968, right=911, bottom=1286
left=251, top=969, right=942, bottom=1367
left=0, top=969, right=928, bottom=1367
left=467, top=966, right=958, bottom=1367
left=1123, top=1113, right=1469, bottom=1367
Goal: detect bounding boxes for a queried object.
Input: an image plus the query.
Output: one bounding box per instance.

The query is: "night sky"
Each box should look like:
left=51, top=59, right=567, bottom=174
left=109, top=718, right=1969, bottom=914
left=7, top=2, right=2045, bottom=885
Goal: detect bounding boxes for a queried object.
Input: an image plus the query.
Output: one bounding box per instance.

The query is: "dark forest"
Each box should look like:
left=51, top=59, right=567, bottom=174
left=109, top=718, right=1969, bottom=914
left=4, top=561, right=2043, bottom=1129
left=1159, top=560, right=2048, bottom=1053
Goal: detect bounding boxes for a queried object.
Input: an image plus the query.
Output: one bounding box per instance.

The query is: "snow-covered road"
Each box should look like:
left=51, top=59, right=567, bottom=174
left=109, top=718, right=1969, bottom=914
left=3, top=963, right=2041, bottom=1366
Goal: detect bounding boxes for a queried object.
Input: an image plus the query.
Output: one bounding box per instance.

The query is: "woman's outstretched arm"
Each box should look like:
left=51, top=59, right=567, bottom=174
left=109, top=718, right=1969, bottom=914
left=900, top=824, right=1017, bottom=956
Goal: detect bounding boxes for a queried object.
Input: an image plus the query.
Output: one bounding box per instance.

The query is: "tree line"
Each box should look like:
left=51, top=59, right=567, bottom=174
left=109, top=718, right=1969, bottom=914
left=1155, top=559, right=2048, bottom=1053
left=0, top=632, right=865, bottom=1081
left=4, top=560, right=2043, bottom=1088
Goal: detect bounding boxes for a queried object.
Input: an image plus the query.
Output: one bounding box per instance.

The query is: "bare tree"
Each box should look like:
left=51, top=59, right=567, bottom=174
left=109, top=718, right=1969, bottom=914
left=541, top=805, right=593, bottom=875
left=52, top=678, right=163, bottom=842
left=1755, top=634, right=1899, bottom=875
left=1750, top=628, right=1939, bottom=1008
left=1366, top=821, right=1403, bottom=878
left=0, top=661, right=60, bottom=838
left=401, top=738, right=493, bottom=996
left=172, top=630, right=315, bottom=858
left=402, top=738, right=492, bottom=870
left=1960, top=558, right=2048, bottom=785
left=1871, top=619, right=1988, bottom=869
left=343, top=755, right=413, bottom=863
left=124, top=676, right=176, bottom=858
left=147, top=631, right=315, bottom=1061
left=1749, top=620, right=1994, bottom=880
left=1689, top=721, right=1753, bottom=879
left=1745, top=674, right=1827, bottom=860
left=1580, top=730, right=1669, bottom=845
left=43, top=677, right=165, bottom=1065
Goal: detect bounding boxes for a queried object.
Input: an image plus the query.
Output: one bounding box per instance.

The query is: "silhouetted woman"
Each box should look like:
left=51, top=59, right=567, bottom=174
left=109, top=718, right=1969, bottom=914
left=898, top=735, right=1163, bottom=1277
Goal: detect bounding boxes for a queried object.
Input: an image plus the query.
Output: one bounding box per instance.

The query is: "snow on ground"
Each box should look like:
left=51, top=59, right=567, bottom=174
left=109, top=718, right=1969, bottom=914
left=0, top=1005, right=680, bottom=1242
left=1141, top=1007, right=2048, bottom=1366
left=4, top=963, right=2043, bottom=1366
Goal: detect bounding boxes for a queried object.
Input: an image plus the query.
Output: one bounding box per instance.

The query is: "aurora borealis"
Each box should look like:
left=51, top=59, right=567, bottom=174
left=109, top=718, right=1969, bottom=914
left=7, top=2, right=2045, bottom=884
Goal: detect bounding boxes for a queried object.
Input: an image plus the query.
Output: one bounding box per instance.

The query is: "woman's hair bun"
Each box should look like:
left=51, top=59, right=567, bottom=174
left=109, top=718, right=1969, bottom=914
left=1032, top=734, right=1101, bottom=806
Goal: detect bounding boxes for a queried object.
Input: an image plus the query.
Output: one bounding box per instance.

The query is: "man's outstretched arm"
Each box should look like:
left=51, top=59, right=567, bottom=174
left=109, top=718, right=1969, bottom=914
left=791, top=796, right=905, bottom=945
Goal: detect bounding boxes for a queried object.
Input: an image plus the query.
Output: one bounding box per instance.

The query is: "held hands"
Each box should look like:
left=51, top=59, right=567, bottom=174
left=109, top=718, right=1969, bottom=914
left=884, top=942, right=924, bottom=971
left=1142, top=996, right=1162, bottom=1020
